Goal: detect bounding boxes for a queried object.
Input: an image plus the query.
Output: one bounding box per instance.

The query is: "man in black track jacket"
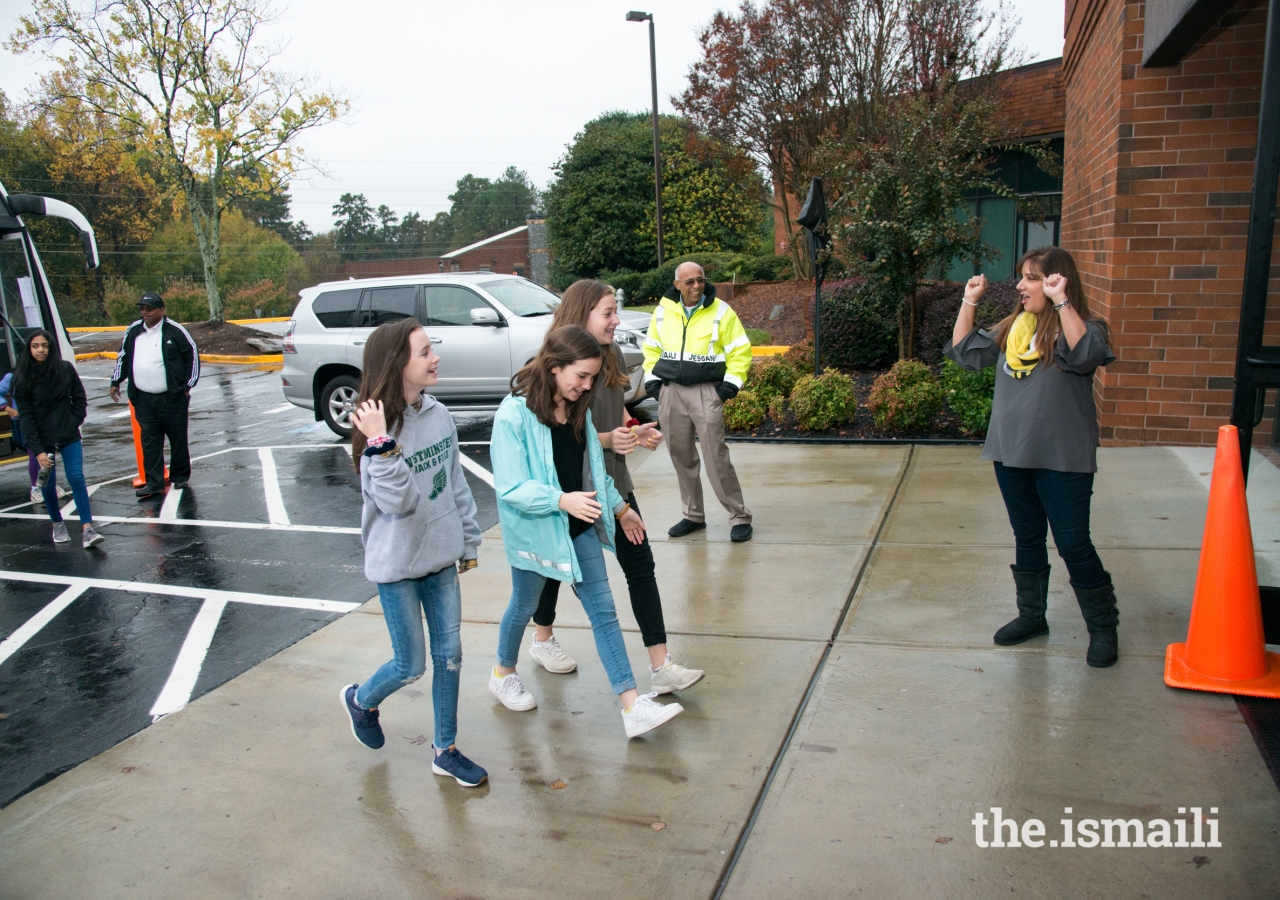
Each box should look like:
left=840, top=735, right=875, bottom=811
left=109, top=293, right=199, bottom=498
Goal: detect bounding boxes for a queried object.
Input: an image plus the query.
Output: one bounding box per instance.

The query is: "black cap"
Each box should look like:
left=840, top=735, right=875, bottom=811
left=138, top=292, right=165, bottom=309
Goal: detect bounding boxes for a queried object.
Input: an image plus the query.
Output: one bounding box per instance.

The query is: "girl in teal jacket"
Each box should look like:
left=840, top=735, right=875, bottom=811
left=489, top=325, right=684, bottom=739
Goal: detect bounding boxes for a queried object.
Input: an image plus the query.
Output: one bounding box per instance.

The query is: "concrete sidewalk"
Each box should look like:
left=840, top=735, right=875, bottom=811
left=2, top=443, right=1278, bottom=898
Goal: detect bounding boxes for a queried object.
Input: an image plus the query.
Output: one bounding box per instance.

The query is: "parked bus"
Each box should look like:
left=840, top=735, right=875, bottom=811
left=0, top=184, right=100, bottom=456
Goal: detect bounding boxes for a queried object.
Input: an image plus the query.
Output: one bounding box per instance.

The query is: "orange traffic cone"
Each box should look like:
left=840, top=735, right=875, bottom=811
left=1165, top=425, right=1280, bottom=697
left=129, top=404, right=169, bottom=489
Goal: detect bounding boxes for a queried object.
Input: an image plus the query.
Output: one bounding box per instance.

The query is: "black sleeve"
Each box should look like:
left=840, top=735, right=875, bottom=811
left=68, top=364, right=87, bottom=429
left=111, top=326, right=133, bottom=386
left=12, top=382, right=44, bottom=456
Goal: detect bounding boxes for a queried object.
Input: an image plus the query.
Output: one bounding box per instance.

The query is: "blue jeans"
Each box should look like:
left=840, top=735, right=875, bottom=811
left=497, top=530, right=637, bottom=695
left=357, top=566, right=462, bottom=749
left=993, top=462, right=1108, bottom=589
left=42, top=440, right=93, bottom=525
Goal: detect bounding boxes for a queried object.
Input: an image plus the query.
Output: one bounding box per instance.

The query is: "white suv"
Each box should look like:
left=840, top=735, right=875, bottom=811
left=280, top=273, right=649, bottom=437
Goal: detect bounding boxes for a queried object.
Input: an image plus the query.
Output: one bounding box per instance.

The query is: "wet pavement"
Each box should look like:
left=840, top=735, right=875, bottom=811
left=2, top=363, right=1280, bottom=897
left=0, top=359, right=497, bottom=808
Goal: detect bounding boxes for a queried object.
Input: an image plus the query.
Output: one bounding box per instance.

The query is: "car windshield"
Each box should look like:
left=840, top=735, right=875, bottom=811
left=480, top=278, right=560, bottom=316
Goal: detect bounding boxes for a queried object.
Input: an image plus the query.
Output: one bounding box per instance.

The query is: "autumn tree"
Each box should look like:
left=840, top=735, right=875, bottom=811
left=10, top=0, right=347, bottom=321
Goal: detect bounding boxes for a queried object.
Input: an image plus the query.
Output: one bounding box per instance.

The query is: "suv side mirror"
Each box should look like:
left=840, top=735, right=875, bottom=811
left=470, top=307, right=502, bottom=326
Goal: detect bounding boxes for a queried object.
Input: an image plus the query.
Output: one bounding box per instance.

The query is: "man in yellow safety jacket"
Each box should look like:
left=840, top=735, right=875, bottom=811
left=642, top=261, right=754, bottom=542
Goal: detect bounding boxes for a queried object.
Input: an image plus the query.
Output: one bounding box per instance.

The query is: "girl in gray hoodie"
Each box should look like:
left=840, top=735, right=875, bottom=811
left=339, top=318, right=487, bottom=787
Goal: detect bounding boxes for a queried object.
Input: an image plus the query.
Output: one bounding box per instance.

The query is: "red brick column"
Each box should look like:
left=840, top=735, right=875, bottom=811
left=1062, top=0, right=1280, bottom=446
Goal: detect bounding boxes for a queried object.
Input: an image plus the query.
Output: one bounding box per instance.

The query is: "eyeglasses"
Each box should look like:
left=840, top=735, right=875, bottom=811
left=679, top=277, right=707, bottom=287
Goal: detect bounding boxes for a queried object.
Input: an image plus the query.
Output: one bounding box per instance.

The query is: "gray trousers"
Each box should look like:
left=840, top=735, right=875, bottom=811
left=658, top=382, right=752, bottom=526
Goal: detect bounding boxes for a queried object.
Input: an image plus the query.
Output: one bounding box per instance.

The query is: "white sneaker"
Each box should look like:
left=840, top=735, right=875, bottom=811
left=30, top=486, right=42, bottom=505
left=51, top=522, right=70, bottom=544
left=650, top=656, right=705, bottom=694
left=82, top=525, right=105, bottom=548
left=529, top=635, right=577, bottom=674
left=488, top=668, right=537, bottom=711
left=622, top=693, right=683, bottom=738
left=56, top=485, right=70, bottom=499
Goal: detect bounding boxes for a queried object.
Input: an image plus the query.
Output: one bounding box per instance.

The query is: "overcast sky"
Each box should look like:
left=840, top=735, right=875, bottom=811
left=0, top=1, right=1065, bottom=233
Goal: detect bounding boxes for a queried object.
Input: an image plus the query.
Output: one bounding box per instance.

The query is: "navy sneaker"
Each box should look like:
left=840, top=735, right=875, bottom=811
left=340, top=684, right=384, bottom=749
left=432, top=746, right=488, bottom=787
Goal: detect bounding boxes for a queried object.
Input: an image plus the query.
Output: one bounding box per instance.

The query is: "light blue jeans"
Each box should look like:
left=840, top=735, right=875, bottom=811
left=357, top=565, right=462, bottom=749
left=41, top=440, right=93, bottom=525
left=497, top=529, right=637, bottom=694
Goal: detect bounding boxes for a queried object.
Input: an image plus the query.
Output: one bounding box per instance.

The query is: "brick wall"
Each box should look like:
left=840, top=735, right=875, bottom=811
left=996, top=58, right=1066, bottom=138
left=1062, top=0, right=1280, bottom=445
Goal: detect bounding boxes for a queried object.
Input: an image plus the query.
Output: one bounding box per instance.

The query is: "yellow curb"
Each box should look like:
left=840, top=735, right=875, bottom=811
left=67, top=325, right=126, bottom=333
left=752, top=345, right=791, bottom=357
left=200, top=353, right=284, bottom=364
left=75, top=351, right=118, bottom=361
left=227, top=316, right=291, bottom=325
left=69, top=318, right=290, bottom=332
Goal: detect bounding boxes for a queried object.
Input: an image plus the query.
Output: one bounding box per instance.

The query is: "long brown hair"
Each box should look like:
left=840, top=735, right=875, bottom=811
left=993, top=246, right=1103, bottom=367
left=551, top=279, right=629, bottom=391
left=351, top=317, right=422, bottom=471
left=511, top=325, right=603, bottom=440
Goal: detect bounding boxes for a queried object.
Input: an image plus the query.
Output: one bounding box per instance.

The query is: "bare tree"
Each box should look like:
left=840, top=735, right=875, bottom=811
left=10, top=0, right=348, bottom=320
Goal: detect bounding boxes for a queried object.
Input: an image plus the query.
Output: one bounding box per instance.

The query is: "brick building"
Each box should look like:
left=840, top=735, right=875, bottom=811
left=1062, top=0, right=1279, bottom=446
left=334, top=215, right=552, bottom=286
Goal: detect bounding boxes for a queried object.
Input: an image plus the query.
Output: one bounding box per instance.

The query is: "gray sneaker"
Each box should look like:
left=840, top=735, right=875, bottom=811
left=51, top=522, right=70, bottom=544
left=650, top=656, right=705, bottom=694
left=82, top=525, right=104, bottom=548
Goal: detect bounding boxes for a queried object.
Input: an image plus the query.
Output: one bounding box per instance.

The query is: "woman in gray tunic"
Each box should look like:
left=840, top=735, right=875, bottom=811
left=943, top=247, right=1119, bottom=667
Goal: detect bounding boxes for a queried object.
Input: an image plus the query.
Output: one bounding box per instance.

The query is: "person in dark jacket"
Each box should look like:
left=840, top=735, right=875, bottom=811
left=12, top=330, right=104, bottom=548
left=109, top=292, right=199, bottom=498
left=943, top=246, right=1118, bottom=667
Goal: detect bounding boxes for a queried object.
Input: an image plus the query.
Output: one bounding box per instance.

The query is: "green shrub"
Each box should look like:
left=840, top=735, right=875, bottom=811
left=106, top=276, right=210, bottom=325
left=722, top=388, right=766, bottom=431
left=940, top=358, right=996, bottom=435
left=601, top=253, right=796, bottom=305
left=868, top=359, right=944, bottom=433
left=746, top=357, right=799, bottom=404
left=767, top=394, right=787, bottom=422
left=819, top=279, right=899, bottom=369
left=223, top=279, right=294, bottom=320
left=782, top=339, right=815, bottom=374
left=789, top=368, right=858, bottom=431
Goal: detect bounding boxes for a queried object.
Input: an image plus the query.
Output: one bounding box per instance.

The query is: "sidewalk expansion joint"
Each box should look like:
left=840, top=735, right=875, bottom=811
left=711, top=445, right=918, bottom=899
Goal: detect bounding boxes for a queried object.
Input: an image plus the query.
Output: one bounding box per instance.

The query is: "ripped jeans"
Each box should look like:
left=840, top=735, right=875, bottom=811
left=356, top=565, right=462, bottom=749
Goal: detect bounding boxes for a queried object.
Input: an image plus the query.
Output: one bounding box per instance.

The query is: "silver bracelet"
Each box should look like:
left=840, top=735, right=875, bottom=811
left=961, top=298, right=979, bottom=307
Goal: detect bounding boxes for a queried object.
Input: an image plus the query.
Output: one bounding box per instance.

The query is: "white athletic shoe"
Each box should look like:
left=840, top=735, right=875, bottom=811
left=51, top=522, right=70, bottom=544
left=488, top=668, right=537, bottom=711
left=622, top=693, right=684, bottom=738
left=650, top=656, right=705, bottom=695
left=56, top=485, right=70, bottom=499
left=30, top=486, right=42, bottom=505
left=82, top=525, right=105, bottom=548
left=529, top=635, right=577, bottom=674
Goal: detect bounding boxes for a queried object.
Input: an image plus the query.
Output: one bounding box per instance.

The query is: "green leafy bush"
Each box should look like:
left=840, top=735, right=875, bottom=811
left=106, top=276, right=210, bottom=325
left=746, top=357, right=800, bottom=404
left=223, top=279, right=295, bottom=320
left=819, top=278, right=898, bottom=369
left=602, top=253, right=796, bottom=306
left=782, top=340, right=815, bottom=374
left=790, top=368, right=858, bottom=431
left=868, top=360, right=944, bottom=433
left=722, top=389, right=766, bottom=431
left=940, top=358, right=996, bottom=435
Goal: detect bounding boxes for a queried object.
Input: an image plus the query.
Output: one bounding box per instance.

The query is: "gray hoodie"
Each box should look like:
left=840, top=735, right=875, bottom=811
left=360, top=393, right=481, bottom=583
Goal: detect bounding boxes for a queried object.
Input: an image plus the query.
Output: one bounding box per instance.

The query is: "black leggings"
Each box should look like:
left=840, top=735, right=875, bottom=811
left=533, top=492, right=668, bottom=648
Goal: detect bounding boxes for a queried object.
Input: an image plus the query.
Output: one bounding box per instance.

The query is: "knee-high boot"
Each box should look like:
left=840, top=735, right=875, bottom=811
left=1072, top=576, right=1119, bottom=668
left=994, top=565, right=1051, bottom=646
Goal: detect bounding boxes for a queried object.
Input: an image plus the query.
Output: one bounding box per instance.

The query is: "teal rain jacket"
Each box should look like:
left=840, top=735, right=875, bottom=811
left=490, top=394, right=627, bottom=582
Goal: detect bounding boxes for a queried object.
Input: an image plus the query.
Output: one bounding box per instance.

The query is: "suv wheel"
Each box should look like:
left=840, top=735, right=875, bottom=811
left=320, top=374, right=360, bottom=438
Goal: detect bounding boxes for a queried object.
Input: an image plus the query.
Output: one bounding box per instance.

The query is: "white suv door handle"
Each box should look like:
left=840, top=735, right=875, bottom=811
left=352, top=340, right=365, bottom=346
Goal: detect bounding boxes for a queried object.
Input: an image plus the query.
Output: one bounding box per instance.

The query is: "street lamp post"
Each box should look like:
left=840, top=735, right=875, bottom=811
left=627, top=10, right=664, bottom=266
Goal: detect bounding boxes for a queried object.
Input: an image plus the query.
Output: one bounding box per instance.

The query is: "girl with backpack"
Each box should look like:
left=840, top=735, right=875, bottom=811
left=340, top=317, right=488, bottom=787
left=489, top=325, right=684, bottom=738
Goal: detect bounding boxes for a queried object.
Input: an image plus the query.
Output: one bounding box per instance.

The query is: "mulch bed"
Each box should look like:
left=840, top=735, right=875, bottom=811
left=723, top=281, right=811, bottom=346
left=74, top=321, right=280, bottom=356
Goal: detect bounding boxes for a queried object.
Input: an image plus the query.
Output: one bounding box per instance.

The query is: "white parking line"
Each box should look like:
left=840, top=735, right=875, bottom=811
left=459, top=453, right=494, bottom=487
left=265, top=403, right=297, bottom=415
left=0, top=583, right=89, bottom=667
left=108, top=409, right=132, bottom=419
left=158, top=487, right=183, bottom=521
left=59, top=483, right=99, bottom=518
left=0, top=512, right=359, bottom=534
left=258, top=448, right=291, bottom=525
left=0, top=571, right=361, bottom=612
left=150, top=597, right=227, bottom=721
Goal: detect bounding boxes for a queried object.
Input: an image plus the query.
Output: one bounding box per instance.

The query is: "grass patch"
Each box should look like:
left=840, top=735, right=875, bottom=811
left=746, top=327, right=772, bottom=345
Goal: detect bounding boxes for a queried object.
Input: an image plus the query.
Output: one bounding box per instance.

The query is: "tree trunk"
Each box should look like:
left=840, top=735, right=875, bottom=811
left=184, top=183, right=223, bottom=322
left=908, top=284, right=918, bottom=360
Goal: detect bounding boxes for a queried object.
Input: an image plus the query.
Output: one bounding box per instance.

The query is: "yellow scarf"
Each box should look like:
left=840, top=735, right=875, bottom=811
left=1005, top=311, right=1039, bottom=378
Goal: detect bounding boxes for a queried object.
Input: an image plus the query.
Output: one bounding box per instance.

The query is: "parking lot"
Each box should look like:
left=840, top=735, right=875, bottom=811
left=0, top=357, right=498, bottom=807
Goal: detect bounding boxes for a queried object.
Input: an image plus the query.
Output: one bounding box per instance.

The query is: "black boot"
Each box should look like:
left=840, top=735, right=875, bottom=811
left=1073, top=577, right=1119, bottom=668
left=993, top=565, right=1051, bottom=645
